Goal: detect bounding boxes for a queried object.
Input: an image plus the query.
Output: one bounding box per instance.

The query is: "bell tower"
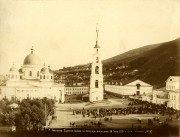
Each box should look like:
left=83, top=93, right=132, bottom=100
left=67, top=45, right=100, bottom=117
left=89, top=23, right=104, bottom=102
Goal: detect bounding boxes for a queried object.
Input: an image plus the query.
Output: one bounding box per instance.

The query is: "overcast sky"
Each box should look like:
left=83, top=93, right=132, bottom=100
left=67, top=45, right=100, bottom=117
left=0, top=0, right=180, bottom=74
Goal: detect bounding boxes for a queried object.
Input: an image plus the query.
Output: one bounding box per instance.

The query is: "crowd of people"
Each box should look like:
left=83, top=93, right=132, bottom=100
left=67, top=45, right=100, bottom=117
left=73, top=99, right=179, bottom=119
left=71, top=99, right=179, bottom=128
left=69, top=121, right=103, bottom=128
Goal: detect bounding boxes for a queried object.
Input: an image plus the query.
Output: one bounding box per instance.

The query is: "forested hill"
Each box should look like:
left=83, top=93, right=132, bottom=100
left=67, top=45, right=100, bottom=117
left=54, top=38, right=180, bottom=88
left=103, top=38, right=180, bottom=88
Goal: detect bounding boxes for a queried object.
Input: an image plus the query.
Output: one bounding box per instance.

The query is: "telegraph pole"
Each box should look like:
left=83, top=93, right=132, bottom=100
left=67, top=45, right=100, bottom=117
left=45, top=103, right=47, bottom=127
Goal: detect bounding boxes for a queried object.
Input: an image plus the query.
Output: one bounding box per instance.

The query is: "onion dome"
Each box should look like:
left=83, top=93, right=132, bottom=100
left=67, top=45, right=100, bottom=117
left=23, top=47, right=42, bottom=66
left=40, top=64, right=50, bottom=74
left=9, top=64, right=18, bottom=72
left=41, top=67, right=50, bottom=74
left=18, top=68, right=23, bottom=73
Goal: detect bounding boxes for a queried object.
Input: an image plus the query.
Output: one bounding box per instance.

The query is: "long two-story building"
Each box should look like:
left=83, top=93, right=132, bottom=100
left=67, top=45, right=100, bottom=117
left=105, top=79, right=153, bottom=96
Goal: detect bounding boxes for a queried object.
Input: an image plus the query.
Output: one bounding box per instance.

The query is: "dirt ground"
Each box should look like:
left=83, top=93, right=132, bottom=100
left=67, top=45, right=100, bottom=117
left=49, top=98, right=179, bottom=130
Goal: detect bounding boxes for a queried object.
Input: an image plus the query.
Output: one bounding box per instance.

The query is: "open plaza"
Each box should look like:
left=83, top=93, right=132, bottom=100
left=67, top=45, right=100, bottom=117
left=48, top=93, right=179, bottom=131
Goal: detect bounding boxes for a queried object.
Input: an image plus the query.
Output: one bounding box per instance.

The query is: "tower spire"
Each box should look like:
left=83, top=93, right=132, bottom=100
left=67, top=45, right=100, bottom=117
left=89, top=23, right=103, bottom=102
left=31, top=46, right=34, bottom=54
left=94, top=23, right=100, bottom=48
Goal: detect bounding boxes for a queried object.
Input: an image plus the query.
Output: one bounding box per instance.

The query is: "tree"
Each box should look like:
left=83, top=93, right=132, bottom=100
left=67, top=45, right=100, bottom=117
left=0, top=98, right=54, bottom=131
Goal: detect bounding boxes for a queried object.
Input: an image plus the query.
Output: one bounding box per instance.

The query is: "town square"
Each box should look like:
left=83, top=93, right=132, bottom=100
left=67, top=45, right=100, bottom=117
left=0, top=0, right=180, bottom=137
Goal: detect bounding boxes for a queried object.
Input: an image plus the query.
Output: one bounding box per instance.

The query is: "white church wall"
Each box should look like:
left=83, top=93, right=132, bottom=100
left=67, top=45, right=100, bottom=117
left=22, top=65, right=42, bottom=80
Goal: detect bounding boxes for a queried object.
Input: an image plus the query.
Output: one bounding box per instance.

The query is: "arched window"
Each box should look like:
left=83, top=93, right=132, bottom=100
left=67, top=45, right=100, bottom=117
left=37, top=71, right=39, bottom=77
left=136, top=84, right=141, bottom=89
left=12, top=75, right=14, bottom=79
left=96, top=57, right=99, bottom=63
left=43, top=75, right=45, bottom=79
left=95, top=66, right=99, bottom=74
left=29, top=71, right=32, bottom=76
left=47, top=75, right=49, bottom=79
left=95, top=80, right=98, bottom=88
left=40, top=75, right=42, bottom=79
left=51, top=76, right=53, bottom=79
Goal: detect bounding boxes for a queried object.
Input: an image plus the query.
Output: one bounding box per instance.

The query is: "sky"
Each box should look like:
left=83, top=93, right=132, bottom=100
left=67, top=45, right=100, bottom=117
left=0, top=0, right=180, bottom=74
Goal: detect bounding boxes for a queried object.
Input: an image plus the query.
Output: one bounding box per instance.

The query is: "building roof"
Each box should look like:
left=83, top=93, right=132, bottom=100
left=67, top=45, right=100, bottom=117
left=94, top=44, right=100, bottom=48
left=155, top=87, right=179, bottom=93
left=41, top=67, right=50, bottom=74
left=106, top=79, right=152, bottom=87
left=82, top=94, right=89, bottom=98
left=8, top=103, right=18, bottom=108
left=9, top=64, right=18, bottom=72
left=65, top=85, right=89, bottom=87
left=23, top=47, right=42, bottom=66
left=9, top=66, right=18, bottom=72
left=124, top=79, right=152, bottom=87
left=166, top=76, right=180, bottom=82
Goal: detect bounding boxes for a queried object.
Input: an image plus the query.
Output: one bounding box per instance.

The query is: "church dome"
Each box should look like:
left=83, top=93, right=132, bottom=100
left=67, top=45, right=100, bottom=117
left=40, top=67, right=50, bottom=74
left=23, top=47, right=42, bottom=66
left=9, top=66, right=18, bottom=72
left=9, top=63, right=18, bottom=72
left=18, top=68, right=23, bottom=73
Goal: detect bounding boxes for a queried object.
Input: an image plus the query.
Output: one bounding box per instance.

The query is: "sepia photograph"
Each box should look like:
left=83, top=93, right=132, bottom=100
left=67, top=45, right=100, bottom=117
left=0, top=0, right=180, bottom=137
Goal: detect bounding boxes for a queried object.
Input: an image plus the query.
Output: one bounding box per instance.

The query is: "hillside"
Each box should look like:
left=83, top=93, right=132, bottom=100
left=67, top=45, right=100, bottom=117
left=103, top=38, right=180, bottom=88
left=103, top=43, right=161, bottom=64
left=54, top=38, right=180, bottom=88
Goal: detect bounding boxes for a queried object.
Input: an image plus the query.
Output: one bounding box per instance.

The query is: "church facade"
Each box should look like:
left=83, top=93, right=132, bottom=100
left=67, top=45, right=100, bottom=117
left=0, top=47, right=65, bottom=103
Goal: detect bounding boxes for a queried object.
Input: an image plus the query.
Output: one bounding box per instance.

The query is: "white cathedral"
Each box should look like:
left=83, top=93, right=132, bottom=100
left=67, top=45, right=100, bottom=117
left=0, top=26, right=104, bottom=103
left=0, top=47, right=65, bottom=103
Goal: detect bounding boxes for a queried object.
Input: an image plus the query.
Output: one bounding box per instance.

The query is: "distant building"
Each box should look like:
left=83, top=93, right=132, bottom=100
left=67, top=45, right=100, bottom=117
left=64, top=86, right=89, bottom=95
left=105, top=80, right=153, bottom=96
left=141, top=93, right=152, bottom=102
left=152, top=88, right=169, bottom=105
left=152, top=76, right=180, bottom=110
left=0, top=47, right=65, bottom=103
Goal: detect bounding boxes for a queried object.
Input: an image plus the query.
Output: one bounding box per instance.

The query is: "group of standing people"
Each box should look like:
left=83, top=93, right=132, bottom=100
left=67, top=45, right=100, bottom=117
left=73, top=100, right=179, bottom=119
